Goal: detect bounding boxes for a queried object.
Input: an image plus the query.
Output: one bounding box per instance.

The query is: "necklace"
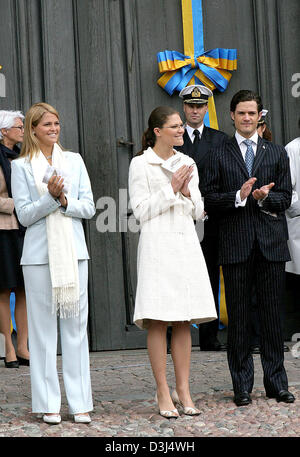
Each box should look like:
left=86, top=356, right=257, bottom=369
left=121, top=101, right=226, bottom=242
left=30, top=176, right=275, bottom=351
left=46, top=155, right=52, bottom=160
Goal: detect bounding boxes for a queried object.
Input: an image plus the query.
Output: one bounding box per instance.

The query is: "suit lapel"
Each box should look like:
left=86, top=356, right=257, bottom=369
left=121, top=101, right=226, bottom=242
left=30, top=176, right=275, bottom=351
left=252, top=136, right=267, bottom=176
left=194, top=127, right=211, bottom=166
left=185, top=126, right=210, bottom=164
left=180, top=126, right=217, bottom=165
left=182, top=130, right=194, bottom=157
left=201, top=126, right=212, bottom=142
left=199, top=126, right=211, bottom=151
left=228, top=137, right=249, bottom=178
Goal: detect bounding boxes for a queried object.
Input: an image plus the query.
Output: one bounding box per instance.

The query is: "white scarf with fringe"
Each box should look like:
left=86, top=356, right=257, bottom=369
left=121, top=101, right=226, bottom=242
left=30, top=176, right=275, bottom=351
left=31, top=143, right=79, bottom=318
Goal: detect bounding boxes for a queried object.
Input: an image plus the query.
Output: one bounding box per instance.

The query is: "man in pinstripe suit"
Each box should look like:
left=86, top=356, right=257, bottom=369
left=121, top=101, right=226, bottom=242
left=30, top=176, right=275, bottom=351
left=203, top=90, right=295, bottom=406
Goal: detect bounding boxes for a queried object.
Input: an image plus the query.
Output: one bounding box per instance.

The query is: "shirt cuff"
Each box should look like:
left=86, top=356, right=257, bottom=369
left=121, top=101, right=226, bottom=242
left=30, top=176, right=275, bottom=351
left=235, top=190, right=247, bottom=207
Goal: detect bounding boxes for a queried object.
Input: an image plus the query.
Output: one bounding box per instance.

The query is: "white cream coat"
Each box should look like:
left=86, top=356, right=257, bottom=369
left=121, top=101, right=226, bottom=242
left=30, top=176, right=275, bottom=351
left=129, top=147, right=217, bottom=329
left=285, top=137, right=300, bottom=274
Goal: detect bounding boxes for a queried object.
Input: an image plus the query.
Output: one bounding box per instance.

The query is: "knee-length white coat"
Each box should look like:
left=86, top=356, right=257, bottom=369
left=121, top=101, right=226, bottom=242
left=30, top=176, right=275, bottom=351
left=129, top=147, right=217, bottom=329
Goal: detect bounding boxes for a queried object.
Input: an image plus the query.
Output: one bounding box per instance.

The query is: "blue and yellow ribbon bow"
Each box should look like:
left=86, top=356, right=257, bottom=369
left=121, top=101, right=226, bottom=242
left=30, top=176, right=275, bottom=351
left=157, top=0, right=237, bottom=129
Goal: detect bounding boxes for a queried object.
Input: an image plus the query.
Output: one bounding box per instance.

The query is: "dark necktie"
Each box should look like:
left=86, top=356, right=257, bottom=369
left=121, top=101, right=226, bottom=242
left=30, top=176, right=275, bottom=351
left=193, top=129, right=200, bottom=146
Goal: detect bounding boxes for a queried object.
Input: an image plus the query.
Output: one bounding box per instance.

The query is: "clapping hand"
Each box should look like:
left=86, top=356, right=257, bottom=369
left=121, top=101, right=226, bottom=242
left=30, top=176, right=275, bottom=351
left=181, top=165, right=194, bottom=197
left=240, top=177, right=257, bottom=201
left=48, top=175, right=64, bottom=198
left=171, top=165, right=194, bottom=196
left=252, top=182, right=275, bottom=200
left=47, top=175, right=68, bottom=208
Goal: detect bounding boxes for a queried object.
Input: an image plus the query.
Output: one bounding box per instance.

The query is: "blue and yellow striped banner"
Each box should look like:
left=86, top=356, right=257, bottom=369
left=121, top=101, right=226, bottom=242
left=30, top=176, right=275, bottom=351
left=219, top=267, right=228, bottom=327
left=157, top=0, right=237, bottom=130
left=10, top=293, right=16, bottom=332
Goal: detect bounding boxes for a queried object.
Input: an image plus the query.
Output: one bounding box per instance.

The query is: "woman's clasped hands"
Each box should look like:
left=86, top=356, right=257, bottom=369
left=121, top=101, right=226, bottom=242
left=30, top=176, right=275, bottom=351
left=171, top=164, right=194, bottom=197
left=47, top=175, right=67, bottom=208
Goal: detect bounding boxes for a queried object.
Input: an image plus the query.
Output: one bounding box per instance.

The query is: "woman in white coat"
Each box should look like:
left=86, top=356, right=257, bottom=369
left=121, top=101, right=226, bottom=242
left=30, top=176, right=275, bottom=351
left=129, top=106, right=216, bottom=418
left=11, top=103, right=95, bottom=424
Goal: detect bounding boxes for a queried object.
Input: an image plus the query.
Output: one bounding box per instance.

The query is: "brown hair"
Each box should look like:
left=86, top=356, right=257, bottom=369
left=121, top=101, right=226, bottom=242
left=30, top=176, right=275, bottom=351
left=257, top=122, right=272, bottom=141
left=230, top=90, right=263, bottom=113
left=262, top=124, right=272, bottom=141
left=136, top=106, right=179, bottom=155
left=21, top=102, right=63, bottom=160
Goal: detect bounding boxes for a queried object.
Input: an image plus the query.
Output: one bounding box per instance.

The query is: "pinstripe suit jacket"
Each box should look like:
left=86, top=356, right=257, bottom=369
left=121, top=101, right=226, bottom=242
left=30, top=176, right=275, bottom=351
left=202, top=135, right=292, bottom=264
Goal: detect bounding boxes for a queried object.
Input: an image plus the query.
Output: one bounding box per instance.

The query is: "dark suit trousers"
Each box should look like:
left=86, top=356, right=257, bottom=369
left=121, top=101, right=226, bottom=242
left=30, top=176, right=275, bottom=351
left=199, top=234, right=220, bottom=347
left=222, top=244, right=288, bottom=395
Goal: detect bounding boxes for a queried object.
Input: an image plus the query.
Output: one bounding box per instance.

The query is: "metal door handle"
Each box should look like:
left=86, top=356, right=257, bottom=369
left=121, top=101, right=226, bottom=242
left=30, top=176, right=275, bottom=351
left=117, top=137, right=135, bottom=147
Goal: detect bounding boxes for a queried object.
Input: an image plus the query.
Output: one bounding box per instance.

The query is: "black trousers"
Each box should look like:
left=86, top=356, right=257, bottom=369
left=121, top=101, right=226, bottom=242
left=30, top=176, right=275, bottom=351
left=222, top=245, right=288, bottom=395
left=199, top=234, right=220, bottom=347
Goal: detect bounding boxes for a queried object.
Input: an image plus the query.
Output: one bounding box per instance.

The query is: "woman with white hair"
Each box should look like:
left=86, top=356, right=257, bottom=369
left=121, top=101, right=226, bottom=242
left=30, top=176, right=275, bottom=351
left=0, top=110, right=29, bottom=368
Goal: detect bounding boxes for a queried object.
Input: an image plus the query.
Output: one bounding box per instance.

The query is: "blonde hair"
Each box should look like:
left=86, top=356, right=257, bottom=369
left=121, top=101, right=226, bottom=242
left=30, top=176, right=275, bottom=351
left=21, top=102, right=63, bottom=159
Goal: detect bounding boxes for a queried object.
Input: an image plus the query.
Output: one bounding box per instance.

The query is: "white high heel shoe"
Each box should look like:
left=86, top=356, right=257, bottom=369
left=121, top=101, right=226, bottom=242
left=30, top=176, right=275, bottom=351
left=74, top=413, right=91, bottom=424
left=171, top=390, right=200, bottom=416
left=43, top=414, right=61, bottom=424
left=155, top=392, right=179, bottom=419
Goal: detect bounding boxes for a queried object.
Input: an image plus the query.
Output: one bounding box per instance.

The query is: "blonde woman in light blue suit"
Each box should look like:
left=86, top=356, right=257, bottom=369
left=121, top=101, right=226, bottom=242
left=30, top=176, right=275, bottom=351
left=11, top=103, right=95, bottom=424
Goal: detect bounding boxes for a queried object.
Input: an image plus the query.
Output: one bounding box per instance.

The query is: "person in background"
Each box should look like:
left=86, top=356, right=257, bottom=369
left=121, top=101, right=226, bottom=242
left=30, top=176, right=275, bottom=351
left=0, top=110, right=29, bottom=368
left=175, top=85, right=228, bottom=352
left=285, top=118, right=300, bottom=317
left=257, top=109, right=272, bottom=141
left=251, top=110, right=289, bottom=354
left=11, top=102, right=95, bottom=424
left=250, top=109, right=272, bottom=354
left=129, top=106, right=217, bottom=418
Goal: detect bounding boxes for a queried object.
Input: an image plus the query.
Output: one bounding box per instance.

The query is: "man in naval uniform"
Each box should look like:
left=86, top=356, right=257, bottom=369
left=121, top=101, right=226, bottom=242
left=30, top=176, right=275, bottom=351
left=175, top=85, right=228, bottom=351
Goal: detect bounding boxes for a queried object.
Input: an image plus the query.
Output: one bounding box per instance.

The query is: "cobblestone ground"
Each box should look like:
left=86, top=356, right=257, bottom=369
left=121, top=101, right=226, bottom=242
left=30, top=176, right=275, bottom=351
left=0, top=345, right=300, bottom=438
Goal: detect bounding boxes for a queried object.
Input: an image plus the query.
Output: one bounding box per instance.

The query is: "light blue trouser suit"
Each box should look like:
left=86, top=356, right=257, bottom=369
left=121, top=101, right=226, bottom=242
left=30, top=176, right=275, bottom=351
left=23, top=260, right=93, bottom=414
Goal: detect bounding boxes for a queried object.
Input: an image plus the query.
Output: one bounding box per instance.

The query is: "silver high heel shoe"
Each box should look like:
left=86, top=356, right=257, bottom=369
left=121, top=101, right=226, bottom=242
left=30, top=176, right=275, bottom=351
left=155, top=392, right=179, bottom=419
left=171, top=390, right=200, bottom=416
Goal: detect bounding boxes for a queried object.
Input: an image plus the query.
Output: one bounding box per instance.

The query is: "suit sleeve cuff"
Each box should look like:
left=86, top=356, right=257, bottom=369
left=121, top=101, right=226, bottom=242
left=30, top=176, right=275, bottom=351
left=257, top=194, right=268, bottom=207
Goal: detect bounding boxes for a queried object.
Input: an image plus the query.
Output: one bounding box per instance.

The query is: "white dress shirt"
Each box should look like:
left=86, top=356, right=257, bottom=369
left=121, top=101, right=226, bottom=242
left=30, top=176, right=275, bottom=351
left=235, top=131, right=258, bottom=159
left=186, top=123, right=204, bottom=143
left=235, top=131, right=259, bottom=207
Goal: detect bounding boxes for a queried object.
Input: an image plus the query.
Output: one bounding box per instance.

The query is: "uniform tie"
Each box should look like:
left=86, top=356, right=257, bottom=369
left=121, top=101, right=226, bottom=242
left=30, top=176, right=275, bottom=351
left=243, top=139, right=255, bottom=176
left=193, top=129, right=200, bottom=145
